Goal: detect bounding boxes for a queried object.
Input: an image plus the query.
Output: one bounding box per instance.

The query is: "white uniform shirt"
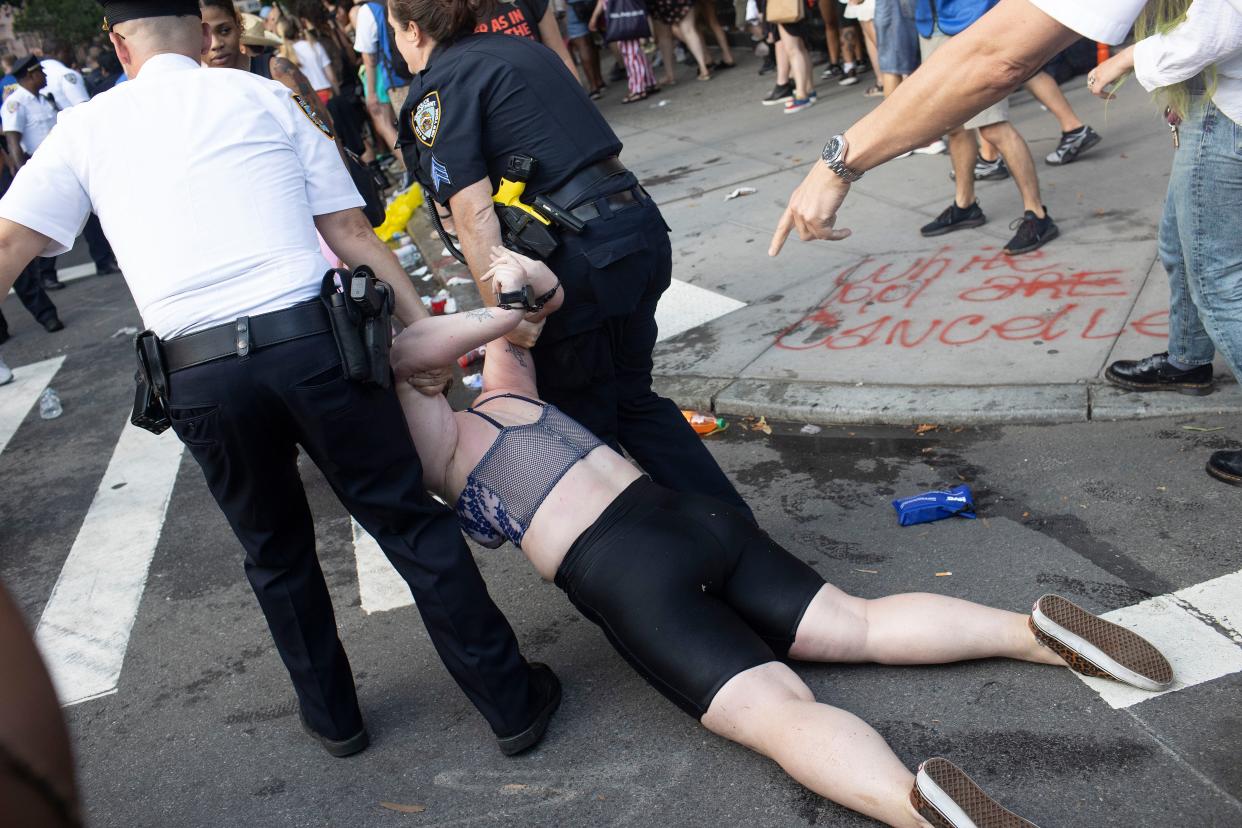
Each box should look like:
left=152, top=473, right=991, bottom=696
left=1, top=85, right=59, bottom=155
left=40, top=58, right=90, bottom=110
left=353, top=3, right=381, bottom=54
left=1028, top=0, right=1146, bottom=45
left=1134, top=0, right=1242, bottom=124
left=0, top=54, right=363, bottom=338
left=293, top=39, right=333, bottom=91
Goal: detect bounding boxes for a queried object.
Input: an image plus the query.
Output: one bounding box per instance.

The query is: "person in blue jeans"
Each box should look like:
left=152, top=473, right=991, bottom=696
left=1093, top=0, right=1242, bottom=486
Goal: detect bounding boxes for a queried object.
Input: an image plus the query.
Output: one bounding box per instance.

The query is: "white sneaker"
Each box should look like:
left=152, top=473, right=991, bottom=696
left=0, top=356, right=13, bottom=387
left=913, top=139, right=947, bottom=155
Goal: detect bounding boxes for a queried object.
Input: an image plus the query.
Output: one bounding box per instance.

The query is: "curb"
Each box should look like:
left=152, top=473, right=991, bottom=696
left=653, top=375, right=1242, bottom=427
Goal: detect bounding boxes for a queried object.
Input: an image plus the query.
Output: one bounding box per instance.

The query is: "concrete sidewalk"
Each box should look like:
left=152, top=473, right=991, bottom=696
left=417, top=51, right=1242, bottom=425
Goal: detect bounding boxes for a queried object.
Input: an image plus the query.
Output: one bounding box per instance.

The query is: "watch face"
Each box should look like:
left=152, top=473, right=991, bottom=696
left=824, top=136, right=844, bottom=163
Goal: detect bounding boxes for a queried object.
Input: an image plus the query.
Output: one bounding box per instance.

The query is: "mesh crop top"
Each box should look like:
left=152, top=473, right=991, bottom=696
left=455, top=393, right=605, bottom=549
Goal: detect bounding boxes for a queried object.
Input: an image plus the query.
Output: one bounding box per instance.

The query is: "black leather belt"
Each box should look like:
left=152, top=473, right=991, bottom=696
left=162, top=299, right=332, bottom=373
left=543, top=156, right=630, bottom=211
left=569, top=189, right=645, bottom=223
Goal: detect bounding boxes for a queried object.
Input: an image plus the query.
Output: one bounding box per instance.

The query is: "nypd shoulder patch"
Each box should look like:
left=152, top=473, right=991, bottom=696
left=291, top=93, right=334, bottom=140
left=414, top=92, right=441, bottom=147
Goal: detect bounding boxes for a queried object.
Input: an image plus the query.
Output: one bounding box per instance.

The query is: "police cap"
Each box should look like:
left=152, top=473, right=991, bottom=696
left=11, top=54, right=41, bottom=79
left=99, top=0, right=202, bottom=31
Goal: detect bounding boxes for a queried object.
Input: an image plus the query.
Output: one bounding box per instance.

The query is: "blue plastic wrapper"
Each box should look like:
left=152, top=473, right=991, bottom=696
left=891, top=485, right=976, bottom=527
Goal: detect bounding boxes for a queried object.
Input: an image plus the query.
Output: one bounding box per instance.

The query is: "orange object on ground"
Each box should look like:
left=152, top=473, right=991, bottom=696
left=682, top=410, right=727, bottom=436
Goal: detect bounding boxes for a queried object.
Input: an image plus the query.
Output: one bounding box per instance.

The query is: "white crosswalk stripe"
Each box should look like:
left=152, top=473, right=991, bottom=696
left=352, top=519, right=415, bottom=615
left=1074, top=569, right=1242, bottom=709
left=34, top=421, right=184, bottom=706
left=655, top=279, right=746, bottom=342
left=0, top=355, right=64, bottom=455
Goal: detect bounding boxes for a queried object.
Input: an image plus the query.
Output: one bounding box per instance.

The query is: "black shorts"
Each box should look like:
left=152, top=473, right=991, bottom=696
left=554, top=477, right=825, bottom=719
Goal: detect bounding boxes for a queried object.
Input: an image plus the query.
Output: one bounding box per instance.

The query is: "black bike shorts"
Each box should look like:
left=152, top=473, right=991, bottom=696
left=554, top=477, right=825, bottom=719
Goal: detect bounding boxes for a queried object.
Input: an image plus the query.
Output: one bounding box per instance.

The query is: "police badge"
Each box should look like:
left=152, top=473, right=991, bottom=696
left=414, top=92, right=441, bottom=147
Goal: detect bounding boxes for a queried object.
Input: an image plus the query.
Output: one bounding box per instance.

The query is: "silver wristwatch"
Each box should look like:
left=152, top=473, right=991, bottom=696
left=821, top=134, right=863, bottom=183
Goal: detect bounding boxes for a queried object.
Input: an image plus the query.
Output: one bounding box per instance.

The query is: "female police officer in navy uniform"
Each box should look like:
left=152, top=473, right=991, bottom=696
left=388, top=0, right=752, bottom=519
left=0, top=0, right=558, bottom=759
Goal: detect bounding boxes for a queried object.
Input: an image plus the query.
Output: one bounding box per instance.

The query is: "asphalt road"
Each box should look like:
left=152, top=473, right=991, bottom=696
left=3, top=265, right=1241, bottom=827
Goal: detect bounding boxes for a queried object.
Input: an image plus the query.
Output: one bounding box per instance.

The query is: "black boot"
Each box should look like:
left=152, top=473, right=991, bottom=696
left=1206, top=450, right=1242, bottom=486
left=495, top=662, right=561, bottom=756
left=1105, top=352, right=1213, bottom=395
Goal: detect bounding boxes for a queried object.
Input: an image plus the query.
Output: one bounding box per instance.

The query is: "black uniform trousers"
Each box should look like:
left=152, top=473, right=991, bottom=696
left=532, top=193, right=753, bottom=521
left=165, top=331, right=533, bottom=742
left=0, top=260, right=59, bottom=336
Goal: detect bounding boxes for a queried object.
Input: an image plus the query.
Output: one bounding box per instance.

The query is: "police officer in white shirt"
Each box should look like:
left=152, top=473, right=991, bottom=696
left=0, top=0, right=559, bottom=758
left=1, top=55, right=68, bottom=298
left=40, top=45, right=91, bottom=110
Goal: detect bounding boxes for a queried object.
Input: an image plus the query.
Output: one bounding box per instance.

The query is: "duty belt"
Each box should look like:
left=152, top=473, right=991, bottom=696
left=162, top=299, right=332, bottom=373
left=543, top=157, right=648, bottom=223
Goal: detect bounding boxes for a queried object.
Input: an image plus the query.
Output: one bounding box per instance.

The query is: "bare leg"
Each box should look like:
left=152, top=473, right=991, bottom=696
left=572, top=35, right=604, bottom=91
left=947, top=126, right=978, bottom=208
left=979, top=121, right=1045, bottom=216
left=817, top=0, right=842, bottom=64
left=704, top=663, right=931, bottom=828
left=881, top=72, right=903, bottom=97
left=859, top=19, right=881, bottom=81
left=697, top=0, right=735, bottom=65
left=978, top=133, right=999, bottom=162
left=777, top=26, right=814, bottom=98
left=787, top=583, right=1065, bottom=666
left=840, top=23, right=861, bottom=64
left=1024, top=70, right=1083, bottom=133
left=775, top=38, right=790, bottom=86
left=653, top=20, right=678, bottom=86
left=674, top=7, right=713, bottom=79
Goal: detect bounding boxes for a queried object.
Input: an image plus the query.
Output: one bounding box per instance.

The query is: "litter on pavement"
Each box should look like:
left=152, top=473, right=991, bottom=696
left=892, top=485, right=976, bottom=527
left=724, top=187, right=757, bottom=201
left=682, top=409, right=728, bottom=436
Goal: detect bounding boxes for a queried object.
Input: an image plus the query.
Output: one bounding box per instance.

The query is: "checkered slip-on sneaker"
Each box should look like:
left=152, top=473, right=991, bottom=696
left=1030, top=594, right=1173, bottom=692
left=911, top=758, right=1038, bottom=828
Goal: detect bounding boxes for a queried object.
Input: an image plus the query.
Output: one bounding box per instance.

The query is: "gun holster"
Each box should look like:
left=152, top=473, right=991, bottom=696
left=320, top=267, right=395, bottom=388
left=132, top=330, right=172, bottom=435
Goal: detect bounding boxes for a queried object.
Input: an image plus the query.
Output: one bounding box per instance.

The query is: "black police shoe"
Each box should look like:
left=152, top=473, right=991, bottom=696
left=43, top=316, right=65, bottom=333
left=42, top=278, right=65, bottom=291
left=1207, top=449, right=1242, bottom=486
left=1105, top=352, right=1214, bottom=395
left=920, top=201, right=986, bottom=237
left=299, top=709, right=370, bottom=758
left=496, top=662, right=561, bottom=756
left=1003, top=208, right=1059, bottom=255
left=95, top=258, right=122, bottom=276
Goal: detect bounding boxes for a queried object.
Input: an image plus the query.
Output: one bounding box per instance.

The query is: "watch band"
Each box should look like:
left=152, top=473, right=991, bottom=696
left=822, top=135, right=864, bottom=183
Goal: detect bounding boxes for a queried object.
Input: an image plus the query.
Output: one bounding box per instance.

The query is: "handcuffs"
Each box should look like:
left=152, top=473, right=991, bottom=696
left=495, top=280, right=561, bottom=312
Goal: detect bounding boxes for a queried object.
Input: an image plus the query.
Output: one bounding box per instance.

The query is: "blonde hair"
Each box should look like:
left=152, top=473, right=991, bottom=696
left=1135, top=0, right=1217, bottom=116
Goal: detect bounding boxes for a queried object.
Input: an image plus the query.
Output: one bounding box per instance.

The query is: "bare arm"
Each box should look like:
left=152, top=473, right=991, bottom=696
left=394, top=382, right=459, bottom=495
left=313, top=206, right=426, bottom=326
left=390, top=250, right=560, bottom=377
left=270, top=56, right=336, bottom=129
left=0, top=219, right=55, bottom=303
left=447, top=177, right=505, bottom=302
left=538, top=6, right=579, bottom=80
left=5, top=133, right=26, bottom=170
left=770, top=0, right=1080, bottom=255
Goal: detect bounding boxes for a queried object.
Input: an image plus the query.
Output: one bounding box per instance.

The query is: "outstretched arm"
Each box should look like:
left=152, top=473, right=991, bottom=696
left=390, top=247, right=562, bottom=380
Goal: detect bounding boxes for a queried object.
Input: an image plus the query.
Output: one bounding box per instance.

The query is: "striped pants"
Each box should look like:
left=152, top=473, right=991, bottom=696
left=618, top=39, right=655, bottom=95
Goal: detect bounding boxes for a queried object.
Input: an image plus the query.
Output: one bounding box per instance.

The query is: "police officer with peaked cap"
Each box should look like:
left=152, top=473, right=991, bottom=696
left=0, top=0, right=559, bottom=758
left=390, top=0, right=753, bottom=520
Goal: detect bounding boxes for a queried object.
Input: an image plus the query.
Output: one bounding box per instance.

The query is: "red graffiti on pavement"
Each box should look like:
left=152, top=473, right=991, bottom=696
left=775, top=245, right=1164, bottom=351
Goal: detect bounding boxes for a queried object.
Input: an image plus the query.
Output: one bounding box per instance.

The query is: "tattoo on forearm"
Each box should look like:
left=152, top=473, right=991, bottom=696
left=465, top=308, right=495, bottom=323
left=505, top=342, right=528, bottom=367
